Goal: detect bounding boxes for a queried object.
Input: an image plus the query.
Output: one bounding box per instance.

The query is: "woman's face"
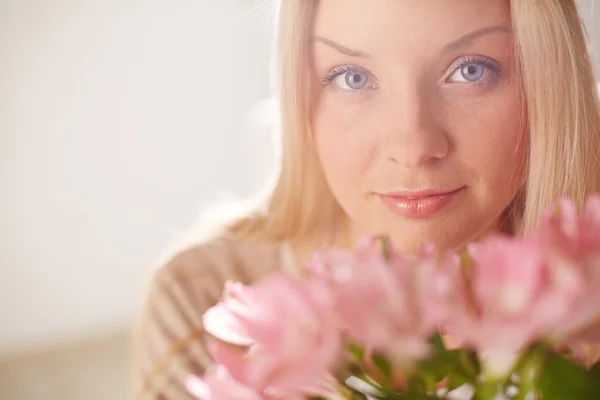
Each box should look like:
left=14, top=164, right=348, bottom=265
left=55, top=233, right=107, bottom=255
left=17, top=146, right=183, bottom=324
left=310, top=0, right=527, bottom=253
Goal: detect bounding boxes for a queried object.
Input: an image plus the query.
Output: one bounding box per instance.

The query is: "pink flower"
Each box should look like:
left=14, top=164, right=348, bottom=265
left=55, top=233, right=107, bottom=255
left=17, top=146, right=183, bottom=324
left=306, top=238, right=443, bottom=368
left=537, top=195, right=600, bottom=345
left=187, top=340, right=334, bottom=400
left=186, top=341, right=264, bottom=400
left=187, top=369, right=263, bottom=400
left=446, top=235, right=584, bottom=377
left=413, top=245, right=468, bottom=335
left=201, top=272, right=341, bottom=398
left=202, top=281, right=255, bottom=346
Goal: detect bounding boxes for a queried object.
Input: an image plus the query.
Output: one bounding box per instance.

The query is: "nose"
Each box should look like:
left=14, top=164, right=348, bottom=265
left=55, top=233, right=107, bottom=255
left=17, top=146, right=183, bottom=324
left=382, top=86, right=449, bottom=168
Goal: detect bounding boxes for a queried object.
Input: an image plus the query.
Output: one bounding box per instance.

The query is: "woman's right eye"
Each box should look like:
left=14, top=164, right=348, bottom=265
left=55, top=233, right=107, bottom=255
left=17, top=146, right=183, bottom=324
left=335, top=71, right=370, bottom=90
left=323, top=66, right=375, bottom=92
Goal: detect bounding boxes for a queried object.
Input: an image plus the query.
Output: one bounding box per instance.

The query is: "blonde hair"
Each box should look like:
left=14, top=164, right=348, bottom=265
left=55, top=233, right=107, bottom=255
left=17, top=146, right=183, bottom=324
left=227, top=0, right=600, bottom=243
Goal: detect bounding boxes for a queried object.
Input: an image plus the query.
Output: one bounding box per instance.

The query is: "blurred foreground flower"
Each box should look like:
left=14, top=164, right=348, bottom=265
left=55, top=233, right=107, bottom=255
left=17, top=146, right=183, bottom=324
left=187, top=195, right=600, bottom=400
left=200, top=273, right=341, bottom=399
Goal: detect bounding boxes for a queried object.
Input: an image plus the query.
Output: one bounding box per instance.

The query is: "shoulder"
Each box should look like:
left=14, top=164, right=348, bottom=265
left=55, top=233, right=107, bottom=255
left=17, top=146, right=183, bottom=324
left=151, top=231, right=282, bottom=292
left=132, top=231, right=283, bottom=398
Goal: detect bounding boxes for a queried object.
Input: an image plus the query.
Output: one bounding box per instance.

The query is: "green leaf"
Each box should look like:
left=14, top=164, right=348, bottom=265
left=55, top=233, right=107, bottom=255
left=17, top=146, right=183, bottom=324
left=374, top=235, right=393, bottom=261
left=407, top=334, right=479, bottom=394
left=460, top=251, right=473, bottom=279
left=372, top=353, right=393, bottom=380
left=589, top=360, right=600, bottom=379
left=418, top=349, right=478, bottom=387
left=458, top=349, right=481, bottom=378
left=515, top=346, right=545, bottom=398
left=427, top=331, right=446, bottom=353
left=474, top=381, right=501, bottom=400
left=349, top=390, right=369, bottom=400
left=537, top=352, right=600, bottom=400
left=405, top=376, right=427, bottom=393
left=347, top=342, right=365, bottom=362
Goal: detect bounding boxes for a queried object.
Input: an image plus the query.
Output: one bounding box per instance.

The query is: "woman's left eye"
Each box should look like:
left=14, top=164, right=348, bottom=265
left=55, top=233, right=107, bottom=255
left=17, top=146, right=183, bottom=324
left=446, top=57, right=501, bottom=84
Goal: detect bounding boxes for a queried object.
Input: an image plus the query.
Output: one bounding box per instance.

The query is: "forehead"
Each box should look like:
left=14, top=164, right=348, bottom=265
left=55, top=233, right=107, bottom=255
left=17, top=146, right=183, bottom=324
left=312, top=0, right=512, bottom=55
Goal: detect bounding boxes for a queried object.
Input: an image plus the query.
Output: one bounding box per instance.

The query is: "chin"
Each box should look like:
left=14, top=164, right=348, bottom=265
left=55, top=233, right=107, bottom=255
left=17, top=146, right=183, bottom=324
left=372, top=220, right=478, bottom=255
left=345, top=203, right=499, bottom=254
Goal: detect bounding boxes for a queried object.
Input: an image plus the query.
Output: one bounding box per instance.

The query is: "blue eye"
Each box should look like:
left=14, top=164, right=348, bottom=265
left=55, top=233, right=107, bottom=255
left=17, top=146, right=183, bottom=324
left=322, top=66, right=374, bottom=91
left=458, top=63, right=485, bottom=82
left=447, top=56, right=501, bottom=84
left=335, top=71, right=369, bottom=90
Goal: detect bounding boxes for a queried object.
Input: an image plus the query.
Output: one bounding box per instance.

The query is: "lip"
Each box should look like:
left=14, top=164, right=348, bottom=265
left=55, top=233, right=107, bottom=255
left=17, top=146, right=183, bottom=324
left=378, top=186, right=466, bottom=218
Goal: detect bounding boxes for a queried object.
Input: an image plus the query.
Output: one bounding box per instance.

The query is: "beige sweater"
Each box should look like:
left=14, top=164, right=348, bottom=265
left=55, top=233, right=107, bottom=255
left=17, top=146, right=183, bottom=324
left=132, top=233, right=296, bottom=400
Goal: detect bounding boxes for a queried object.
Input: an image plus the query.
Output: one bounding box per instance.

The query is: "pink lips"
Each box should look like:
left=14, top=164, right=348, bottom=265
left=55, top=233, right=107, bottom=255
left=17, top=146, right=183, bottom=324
left=378, top=187, right=465, bottom=218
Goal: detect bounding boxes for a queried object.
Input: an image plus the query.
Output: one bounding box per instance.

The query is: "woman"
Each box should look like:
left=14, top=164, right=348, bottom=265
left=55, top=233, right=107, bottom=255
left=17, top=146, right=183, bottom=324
left=133, top=0, right=600, bottom=398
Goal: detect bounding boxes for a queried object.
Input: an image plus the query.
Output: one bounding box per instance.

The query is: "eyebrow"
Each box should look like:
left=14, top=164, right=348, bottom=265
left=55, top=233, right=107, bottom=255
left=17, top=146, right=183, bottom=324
left=312, top=25, right=510, bottom=58
left=312, top=36, right=372, bottom=58
left=443, top=25, right=510, bottom=52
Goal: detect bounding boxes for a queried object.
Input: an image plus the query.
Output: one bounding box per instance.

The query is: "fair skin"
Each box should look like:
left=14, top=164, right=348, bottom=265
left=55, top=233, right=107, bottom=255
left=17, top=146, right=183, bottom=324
left=310, top=0, right=527, bottom=255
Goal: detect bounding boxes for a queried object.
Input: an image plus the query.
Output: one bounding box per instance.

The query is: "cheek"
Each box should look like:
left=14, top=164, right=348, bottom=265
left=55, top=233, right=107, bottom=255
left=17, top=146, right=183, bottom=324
left=449, top=85, right=527, bottom=192
left=311, top=93, right=380, bottom=193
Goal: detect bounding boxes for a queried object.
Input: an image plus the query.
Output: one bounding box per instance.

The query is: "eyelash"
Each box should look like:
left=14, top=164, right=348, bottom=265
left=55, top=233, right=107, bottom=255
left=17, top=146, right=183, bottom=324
left=320, top=55, right=502, bottom=88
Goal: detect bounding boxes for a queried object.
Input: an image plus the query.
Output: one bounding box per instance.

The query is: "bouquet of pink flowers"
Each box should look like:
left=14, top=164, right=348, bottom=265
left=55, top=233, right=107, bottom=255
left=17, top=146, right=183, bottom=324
left=186, top=196, right=600, bottom=400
